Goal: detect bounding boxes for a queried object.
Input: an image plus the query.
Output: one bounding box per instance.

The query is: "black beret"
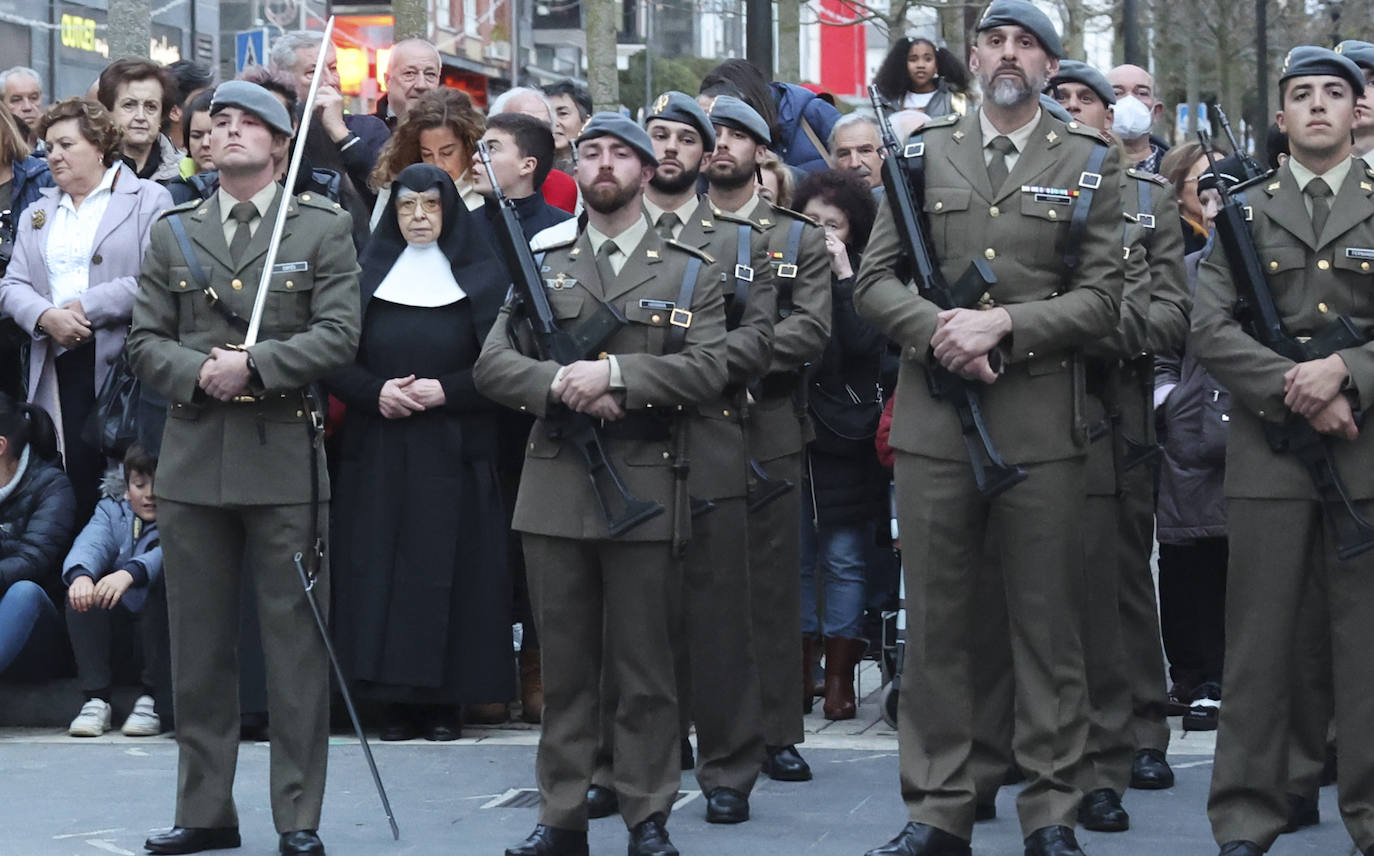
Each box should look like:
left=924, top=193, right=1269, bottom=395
left=704, top=95, right=771, bottom=145
left=1049, top=60, right=1116, bottom=106
left=1336, top=40, right=1374, bottom=73
left=1279, top=45, right=1366, bottom=97
left=644, top=91, right=716, bottom=150
left=576, top=112, right=659, bottom=166
left=1197, top=154, right=1248, bottom=193
left=976, top=0, right=1064, bottom=59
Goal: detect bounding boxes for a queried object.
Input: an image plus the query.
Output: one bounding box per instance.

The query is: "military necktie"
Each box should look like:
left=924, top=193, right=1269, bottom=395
left=595, top=239, right=619, bottom=288
left=986, top=135, right=1016, bottom=192
left=228, top=201, right=257, bottom=267
left=656, top=212, right=680, bottom=241
left=1306, top=178, right=1332, bottom=245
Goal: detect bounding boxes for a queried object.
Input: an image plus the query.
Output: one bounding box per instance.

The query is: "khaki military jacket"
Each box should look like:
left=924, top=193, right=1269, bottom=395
left=671, top=202, right=777, bottom=501
left=127, top=187, right=361, bottom=507
left=737, top=198, right=831, bottom=463
left=1192, top=157, right=1374, bottom=499
left=473, top=223, right=729, bottom=540
left=856, top=109, right=1125, bottom=464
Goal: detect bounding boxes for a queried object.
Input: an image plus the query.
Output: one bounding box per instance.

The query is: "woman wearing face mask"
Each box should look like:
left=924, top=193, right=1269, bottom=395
left=326, top=163, right=514, bottom=741
left=871, top=37, right=973, bottom=117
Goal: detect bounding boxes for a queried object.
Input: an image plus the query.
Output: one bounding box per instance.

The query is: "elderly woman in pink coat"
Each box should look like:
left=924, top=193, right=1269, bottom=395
left=0, top=98, right=172, bottom=518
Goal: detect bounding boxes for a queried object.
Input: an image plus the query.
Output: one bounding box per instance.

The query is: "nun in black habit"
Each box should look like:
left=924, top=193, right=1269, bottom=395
left=327, top=163, right=513, bottom=741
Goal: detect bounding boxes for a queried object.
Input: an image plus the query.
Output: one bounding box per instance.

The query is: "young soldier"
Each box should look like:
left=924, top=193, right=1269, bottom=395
left=475, top=113, right=728, bottom=856
left=127, top=81, right=361, bottom=856
left=702, top=95, right=832, bottom=784
left=1191, top=46, right=1374, bottom=856
left=855, top=2, right=1125, bottom=854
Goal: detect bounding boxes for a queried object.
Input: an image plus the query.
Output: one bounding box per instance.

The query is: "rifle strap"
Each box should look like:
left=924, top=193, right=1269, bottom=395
left=168, top=214, right=249, bottom=333
left=727, top=222, right=753, bottom=330
left=1064, top=144, right=1109, bottom=271
left=663, top=255, right=702, bottom=355
left=775, top=218, right=805, bottom=318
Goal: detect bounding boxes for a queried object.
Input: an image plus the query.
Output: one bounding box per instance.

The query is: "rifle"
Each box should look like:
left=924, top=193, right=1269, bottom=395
left=476, top=139, right=664, bottom=537
left=867, top=86, right=1027, bottom=497
left=1199, top=130, right=1374, bottom=559
left=1213, top=106, right=1267, bottom=184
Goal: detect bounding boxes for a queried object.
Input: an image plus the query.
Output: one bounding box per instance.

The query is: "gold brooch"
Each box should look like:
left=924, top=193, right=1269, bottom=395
left=31, top=210, right=45, bottom=229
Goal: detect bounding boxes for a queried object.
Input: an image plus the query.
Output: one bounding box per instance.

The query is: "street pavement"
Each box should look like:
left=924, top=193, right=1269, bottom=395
left=0, top=661, right=1357, bottom=856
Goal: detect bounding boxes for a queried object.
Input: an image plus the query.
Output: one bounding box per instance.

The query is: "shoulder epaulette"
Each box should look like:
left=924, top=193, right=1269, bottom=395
left=294, top=191, right=343, bottom=213
left=529, top=218, right=579, bottom=252
left=919, top=113, right=961, bottom=132
left=713, top=208, right=765, bottom=230
left=1126, top=168, right=1169, bottom=186
left=1064, top=120, right=1111, bottom=145
left=665, top=239, right=715, bottom=264
left=768, top=202, right=820, bottom=227
left=157, top=198, right=202, bottom=219
left=1364, top=163, right=1374, bottom=180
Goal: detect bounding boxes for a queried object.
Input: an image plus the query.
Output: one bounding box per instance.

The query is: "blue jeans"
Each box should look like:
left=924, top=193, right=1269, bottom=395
left=0, top=581, right=64, bottom=678
left=799, top=485, right=871, bottom=639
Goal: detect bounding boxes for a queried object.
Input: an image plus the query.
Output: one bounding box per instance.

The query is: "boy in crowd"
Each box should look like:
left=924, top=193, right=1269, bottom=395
left=64, top=445, right=166, bottom=738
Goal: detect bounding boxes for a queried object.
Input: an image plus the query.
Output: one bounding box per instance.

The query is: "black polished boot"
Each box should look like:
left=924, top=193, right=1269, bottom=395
left=504, top=825, right=589, bottom=856
left=863, top=822, right=972, bottom=856
left=143, top=827, right=241, bottom=855
left=1023, top=825, right=1085, bottom=856
left=627, top=814, right=678, bottom=856
left=1129, top=748, right=1174, bottom=789
left=1077, top=787, right=1129, bottom=832
left=278, top=830, right=324, bottom=855
left=705, top=787, right=749, bottom=824
left=761, top=744, right=812, bottom=781
left=586, top=785, right=619, bottom=819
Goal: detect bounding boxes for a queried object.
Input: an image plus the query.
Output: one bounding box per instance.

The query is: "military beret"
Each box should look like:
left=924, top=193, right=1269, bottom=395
left=976, top=0, right=1064, bottom=59
left=210, top=80, right=294, bottom=137
left=1038, top=93, right=1072, bottom=124
left=1336, top=40, right=1374, bottom=73
left=1049, top=60, right=1116, bottom=106
left=1197, top=154, right=1248, bottom=194
left=576, top=112, right=659, bottom=166
left=705, top=95, right=771, bottom=146
left=1279, top=45, right=1366, bottom=97
left=644, top=91, right=716, bottom=150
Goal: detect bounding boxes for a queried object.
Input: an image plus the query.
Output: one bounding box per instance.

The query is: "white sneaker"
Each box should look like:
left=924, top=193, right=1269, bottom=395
left=69, top=698, right=112, bottom=737
left=121, top=695, right=161, bottom=736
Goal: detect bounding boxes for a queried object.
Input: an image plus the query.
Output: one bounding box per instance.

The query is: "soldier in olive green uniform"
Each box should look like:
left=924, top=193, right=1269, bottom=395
left=1192, top=47, right=1374, bottom=856
left=855, top=4, right=1124, bottom=855
left=475, top=114, right=729, bottom=856
left=702, top=96, right=832, bottom=784
left=588, top=92, right=775, bottom=825
left=1048, top=60, right=1190, bottom=832
left=128, top=83, right=361, bottom=856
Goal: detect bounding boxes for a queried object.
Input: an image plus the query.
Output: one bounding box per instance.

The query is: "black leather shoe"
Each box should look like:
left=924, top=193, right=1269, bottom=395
left=705, top=787, right=749, bottom=824
left=586, top=785, right=619, bottom=819
left=1217, top=842, right=1263, bottom=856
left=1129, top=748, right=1175, bottom=790
left=378, top=704, right=417, bottom=741
left=1284, top=792, right=1319, bottom=832
left=974, top=800, right=996, bottom=822
left=279, top=830, right=324, bottom=855
left=628, top=814, right=678, bottom=856
left=144, top=826, right=241, bottom=854
left=1077, top=787, right=1129, bottom=832
left=505, top=825, right=589, bottom=856
left=1024, top=825, right=1085, bottom=856
left=761, top=744, right=812, bottom=781
left=680, top=737, right=695, bottom=771
left=863, top=822, right=972, bottom=856
left=424, top=719, right=462, bottom=741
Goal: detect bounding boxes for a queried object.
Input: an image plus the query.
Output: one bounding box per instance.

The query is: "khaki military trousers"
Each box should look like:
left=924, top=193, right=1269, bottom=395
left=1115, top=459, right=1171, bottom=754
left=160, top=500, right=330, bottom=834
left=1285, top=568, right=1334, bottom=801
left=1208, top=499, right=1374, bottom=851
left=894, top=453, right=1089, bottom=839
left=524, top=535, right=683, bottom=830
left=747, top=450, right=806, bottom=748
left=591, top=499, right=766, bottom=797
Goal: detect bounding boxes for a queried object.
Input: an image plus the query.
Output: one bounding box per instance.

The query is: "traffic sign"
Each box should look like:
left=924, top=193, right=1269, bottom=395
left=236, top=29, right=269, bottom=73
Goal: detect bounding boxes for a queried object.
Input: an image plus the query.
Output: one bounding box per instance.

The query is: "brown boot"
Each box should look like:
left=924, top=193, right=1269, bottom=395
left=822, top=637, right=867, bottom=720
left=802, top=636, right=822, bottom=713
left=519, top=646, right=543, bottom=724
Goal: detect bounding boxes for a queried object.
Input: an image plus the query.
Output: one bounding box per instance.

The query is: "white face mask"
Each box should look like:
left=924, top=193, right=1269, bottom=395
left=1112, top=95, right=1154, bottom=141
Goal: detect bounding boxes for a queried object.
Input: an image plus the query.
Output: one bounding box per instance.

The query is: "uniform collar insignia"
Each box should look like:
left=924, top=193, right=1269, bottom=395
left=1046, top=130, right=1059, bottom=143
left=569, top=246, right=581, bottom=256
left=646, top=249, right=660, bottom=259
left=759, top=217, right=771, bottom=226
left=1362, top=181, right=1373, bottom=191
left=952, top=130, right=966, bottom=141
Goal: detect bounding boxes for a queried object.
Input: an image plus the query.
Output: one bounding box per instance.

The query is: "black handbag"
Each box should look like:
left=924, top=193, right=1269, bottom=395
left=83, top=348, right=142, bottom=458
left=808, top=381, right=882, bottom=457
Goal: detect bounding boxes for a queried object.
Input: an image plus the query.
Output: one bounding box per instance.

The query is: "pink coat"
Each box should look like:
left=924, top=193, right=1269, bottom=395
left=0, top=163, right=173, bottom=453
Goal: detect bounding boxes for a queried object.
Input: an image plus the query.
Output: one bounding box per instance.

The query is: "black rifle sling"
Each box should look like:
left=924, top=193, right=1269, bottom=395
left=775, top=218, right=805, bottom=318
left=728, top=222, right=753, bottom=329
left=1124, top=176, right=1155, bottom=243
left=1064, top=144, right=1110, bottom=271
left=663, top=254, right=703, bottom=355
left=168, top=214, right=249, bottom=332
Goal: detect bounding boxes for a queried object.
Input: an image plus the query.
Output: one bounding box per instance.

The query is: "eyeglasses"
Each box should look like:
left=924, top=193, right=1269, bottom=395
left=396, top=197, right=441, bottom=215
